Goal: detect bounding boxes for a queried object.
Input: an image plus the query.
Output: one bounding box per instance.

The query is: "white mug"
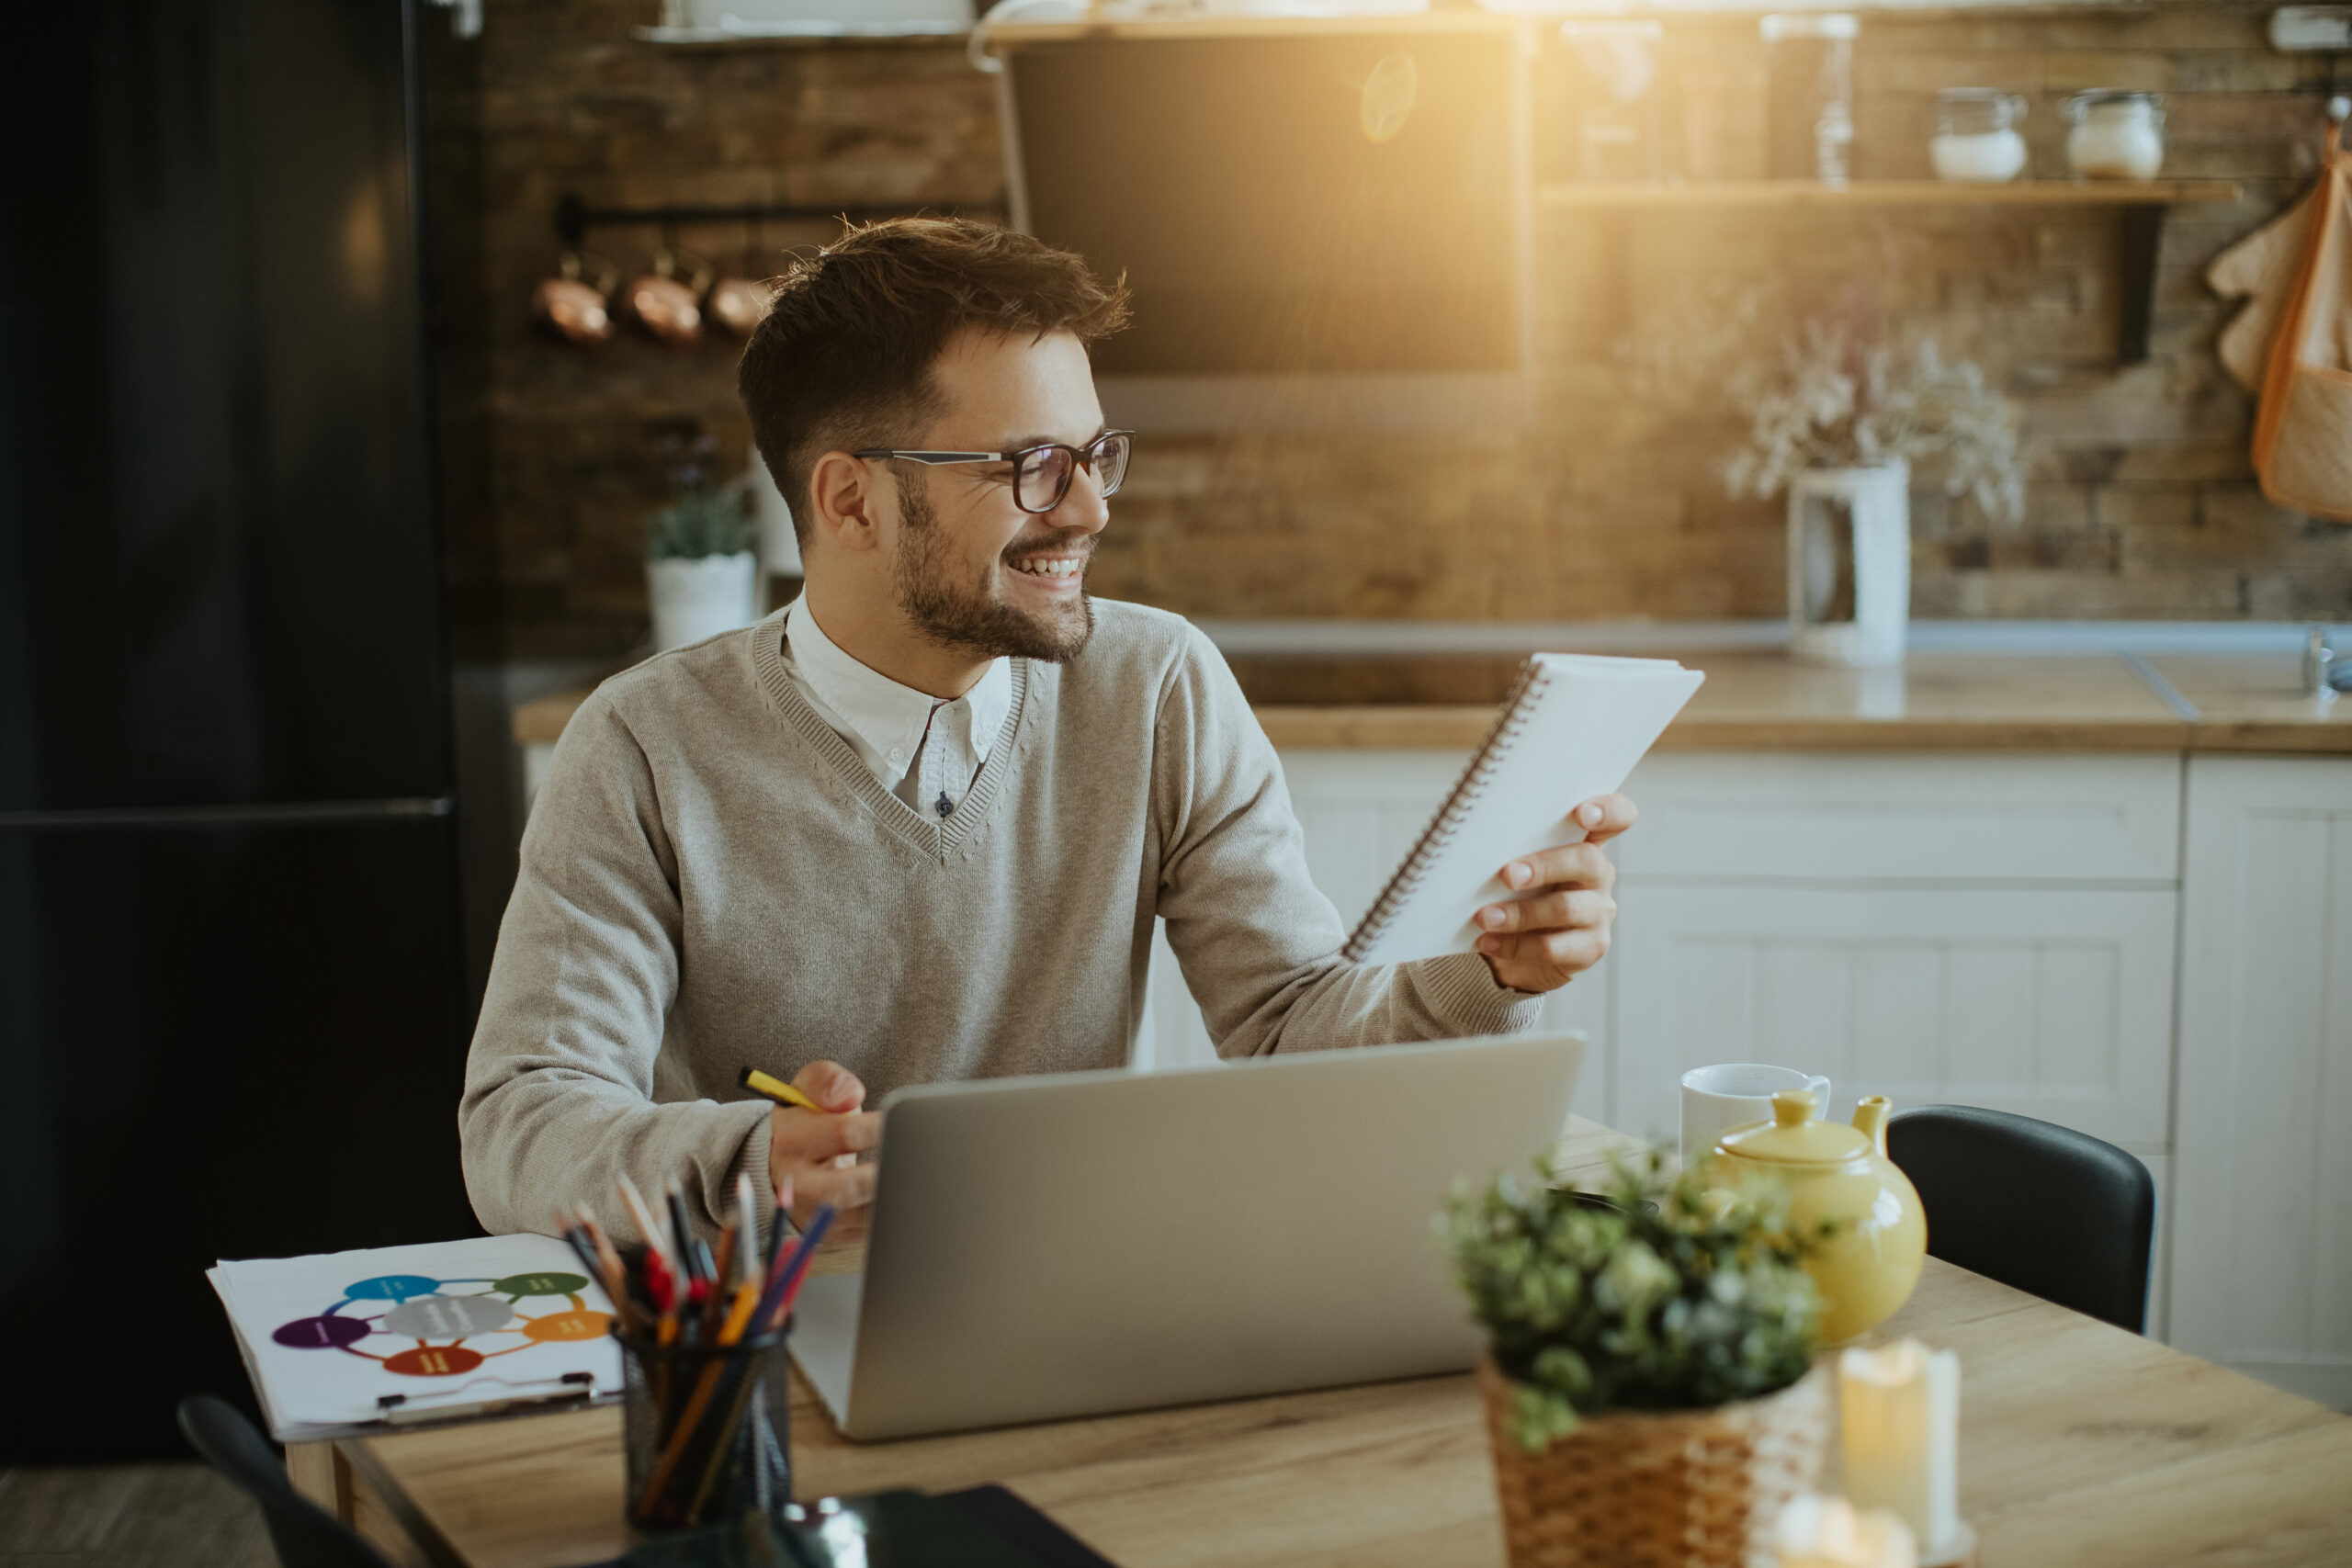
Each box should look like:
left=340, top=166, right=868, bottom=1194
left=1679, top=1063, right=1832, bottom=1166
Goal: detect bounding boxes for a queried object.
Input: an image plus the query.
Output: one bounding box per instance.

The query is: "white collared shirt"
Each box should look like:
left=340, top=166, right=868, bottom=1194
left=779, top=598, right=1012, bottom=818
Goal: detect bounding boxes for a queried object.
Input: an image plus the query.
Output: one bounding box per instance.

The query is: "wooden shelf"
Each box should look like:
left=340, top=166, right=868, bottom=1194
left=984, top=11, right=1525, bottom=44
left=631, top=24, right=967, bottom=48
left=1538, top=178, right=2241, bottom=209
left=978, top=4, right=2165, bottom=45
left=1541, top=177, right=2240, bottom=364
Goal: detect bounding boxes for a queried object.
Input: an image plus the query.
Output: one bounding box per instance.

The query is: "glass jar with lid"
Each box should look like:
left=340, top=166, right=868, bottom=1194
left=2065, top=91, right=2165, bottom=180
left=1930, top=88, right=2028, bottom=182
left=1759, top=13, right=1858, bottom=185
left=1561, top=18, right=1664, bottom=182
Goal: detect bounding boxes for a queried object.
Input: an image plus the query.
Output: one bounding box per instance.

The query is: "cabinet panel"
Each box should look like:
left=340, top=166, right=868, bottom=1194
left=1616, top=752, right=2182, bottom=884
left=1139, top=918, right=1218, bottom=1070
left=1280, top=749, right=1471, bottom=927
left=1611, top=885, right=2177, bottom=1155
left=1142, top=749, right=1611, bottom=1127
left=1142, top=750, right=1470, bottom=1073
left=2142, top=1152, right=2173, bottom=1343
left=2172, top=758, right=2352, bottom=1408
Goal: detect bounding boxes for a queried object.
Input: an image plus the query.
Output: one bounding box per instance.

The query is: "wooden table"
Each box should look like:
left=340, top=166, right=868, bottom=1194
left=298, top=1119, right=2352, bottom=1568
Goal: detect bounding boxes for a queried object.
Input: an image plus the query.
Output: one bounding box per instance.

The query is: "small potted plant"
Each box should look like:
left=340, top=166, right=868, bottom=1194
left=645, top=438, right=758, bottom=653
left=1446, top=1153, right=1831, bottom=1568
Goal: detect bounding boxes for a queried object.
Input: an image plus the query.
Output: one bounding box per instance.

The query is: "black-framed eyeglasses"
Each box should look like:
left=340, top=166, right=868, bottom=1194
left=853, top=430, right=1134, bottom=515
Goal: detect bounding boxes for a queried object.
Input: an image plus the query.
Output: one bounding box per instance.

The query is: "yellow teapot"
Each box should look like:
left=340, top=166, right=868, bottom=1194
left=1710, top=1089, right=1927, bottom=1344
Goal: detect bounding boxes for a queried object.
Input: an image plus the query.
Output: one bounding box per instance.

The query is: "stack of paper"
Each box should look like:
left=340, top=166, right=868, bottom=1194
left=209, top=1234, right=624, bottom=1440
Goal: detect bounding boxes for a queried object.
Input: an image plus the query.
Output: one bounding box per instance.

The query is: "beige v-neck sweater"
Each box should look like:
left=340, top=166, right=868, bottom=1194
left=459, top=600, right=1544, bottom=1239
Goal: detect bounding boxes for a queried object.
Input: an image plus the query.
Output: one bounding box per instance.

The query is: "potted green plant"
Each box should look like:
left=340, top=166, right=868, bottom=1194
left=1446, top=1153, right=1831, bottom=1568
left=646, top=444, right=758, bottom=653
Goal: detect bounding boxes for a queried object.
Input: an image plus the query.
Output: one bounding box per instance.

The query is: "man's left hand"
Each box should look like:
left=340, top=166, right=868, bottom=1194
left=1473, top=793, right=1636, bottom=995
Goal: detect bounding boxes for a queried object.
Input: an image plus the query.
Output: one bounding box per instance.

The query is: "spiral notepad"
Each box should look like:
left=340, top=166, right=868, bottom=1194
left=1341, top=653, right=1704, bottom=967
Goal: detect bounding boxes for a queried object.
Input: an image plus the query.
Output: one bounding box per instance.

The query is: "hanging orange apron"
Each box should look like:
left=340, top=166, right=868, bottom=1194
left=2251, top=121, right=2352, bottom=521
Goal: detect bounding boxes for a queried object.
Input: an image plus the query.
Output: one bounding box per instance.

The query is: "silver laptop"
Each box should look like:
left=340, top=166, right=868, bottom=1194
left=789, top=1031, right=1585, bottom=1440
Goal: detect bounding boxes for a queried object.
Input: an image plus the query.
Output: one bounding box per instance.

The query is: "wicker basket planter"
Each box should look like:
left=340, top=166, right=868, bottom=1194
left=1478, top=1359, right=1832, bottom=1568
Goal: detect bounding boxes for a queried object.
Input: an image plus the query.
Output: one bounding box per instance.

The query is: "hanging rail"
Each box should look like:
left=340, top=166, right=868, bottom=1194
left=553, top=193, right=1003, bottom=250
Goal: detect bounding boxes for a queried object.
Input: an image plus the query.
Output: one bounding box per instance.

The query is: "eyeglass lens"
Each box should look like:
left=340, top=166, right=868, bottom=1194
left=1014, top=434, right=1132, bottom=513
left=1016, top=447, right=1073, bottom=513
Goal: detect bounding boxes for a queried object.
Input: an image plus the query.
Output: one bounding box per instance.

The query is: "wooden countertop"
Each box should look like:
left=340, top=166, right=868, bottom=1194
left=2142, top=654, right=2352, bottom=754
left=514, top=649, right=2352, bottom=754
left=322, top=1116, right=2352, bottom=1568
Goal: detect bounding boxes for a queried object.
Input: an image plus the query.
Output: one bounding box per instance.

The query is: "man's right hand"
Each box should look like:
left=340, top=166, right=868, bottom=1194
left=763, top=1060, right=881, bottom=1244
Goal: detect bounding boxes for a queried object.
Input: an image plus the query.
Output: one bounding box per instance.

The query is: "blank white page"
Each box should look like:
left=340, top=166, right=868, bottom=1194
left=1343, top=654, right=1702, bottom=967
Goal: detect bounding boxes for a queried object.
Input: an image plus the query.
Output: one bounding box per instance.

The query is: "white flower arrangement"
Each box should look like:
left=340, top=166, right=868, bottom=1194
left=1724, top=323, right=2026, bottom=523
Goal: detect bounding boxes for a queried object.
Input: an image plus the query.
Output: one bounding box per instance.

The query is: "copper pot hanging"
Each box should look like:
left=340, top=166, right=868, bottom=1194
left=530, top=253, right=618, bottom=345
left=625, top=250, right=713, bottom=346
left=706, top=275, right=774, bottom=337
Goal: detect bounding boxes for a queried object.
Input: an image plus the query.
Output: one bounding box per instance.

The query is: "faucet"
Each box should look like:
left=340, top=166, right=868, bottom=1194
left=2306, top=626, right=2345, bottom=702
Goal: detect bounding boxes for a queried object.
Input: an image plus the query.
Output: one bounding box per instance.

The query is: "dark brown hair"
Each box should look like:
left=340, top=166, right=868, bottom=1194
left=738, top=217, right=1130, bottom=542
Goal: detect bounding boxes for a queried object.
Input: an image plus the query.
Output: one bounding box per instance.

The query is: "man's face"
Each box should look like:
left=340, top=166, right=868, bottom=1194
left=886, top=327, right=1109, bottom=663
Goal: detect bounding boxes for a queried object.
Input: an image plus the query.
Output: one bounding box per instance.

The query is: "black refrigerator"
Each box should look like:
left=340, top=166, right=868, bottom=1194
left=0, top=0, right=480, bottom=1459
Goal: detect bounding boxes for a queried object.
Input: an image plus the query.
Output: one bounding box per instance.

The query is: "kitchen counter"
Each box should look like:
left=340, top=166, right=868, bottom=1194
left=2141, top=654, right=2352, bottom=754
left=512, top=649, right=2352, bottom=753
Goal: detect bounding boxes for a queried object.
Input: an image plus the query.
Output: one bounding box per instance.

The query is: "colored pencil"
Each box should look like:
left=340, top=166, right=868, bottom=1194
left=734, top=1172, right=761, bottom=1288
left=738, top=1065, right=834, bottom=1115
left=616, top=1173, right=673, bottom=1271
left=755, top=1204, right=832, bottom=1335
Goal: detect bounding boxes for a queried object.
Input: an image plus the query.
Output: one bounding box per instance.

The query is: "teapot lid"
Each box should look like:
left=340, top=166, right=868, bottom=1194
left=1716, top=1089, right=1872, bottom=1165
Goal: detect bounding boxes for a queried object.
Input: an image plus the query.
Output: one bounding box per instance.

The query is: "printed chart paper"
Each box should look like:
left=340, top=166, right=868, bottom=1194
left=209, top=1234, right=623, bottom=1439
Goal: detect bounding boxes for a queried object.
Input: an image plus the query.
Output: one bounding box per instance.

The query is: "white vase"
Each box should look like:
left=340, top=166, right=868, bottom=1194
left=1786, top=461, right=1911, bottom=669
left=648, top=551, right=758, bottom=652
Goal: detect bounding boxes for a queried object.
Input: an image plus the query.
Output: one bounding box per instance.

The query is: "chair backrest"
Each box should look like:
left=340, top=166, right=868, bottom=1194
left=1885, top=1105, right=2154, bottom=1332
left=176, top=1395, right=399, bottom=1568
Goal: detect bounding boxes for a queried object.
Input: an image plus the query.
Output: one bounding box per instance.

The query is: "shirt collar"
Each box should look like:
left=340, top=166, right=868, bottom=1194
left=783, top=598, right=1012, bottom=765
left=961, top=648, right=1013, bottom=761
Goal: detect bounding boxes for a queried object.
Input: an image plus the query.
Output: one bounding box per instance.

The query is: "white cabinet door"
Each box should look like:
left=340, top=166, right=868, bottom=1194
left=1616, top=751, right=2183, bottom=885
left=1143, top=748, right=1615, bottom=1128
left=1142, top=750, right=1469, bottom=1072
left=1279, top=750, right=1469, bottom=929
left=1611, top=885, right=2178, bottom=1156
left=2171, top=757, right=2352, bottom=1409
left=1283, top=749, right=1615, bottom=1123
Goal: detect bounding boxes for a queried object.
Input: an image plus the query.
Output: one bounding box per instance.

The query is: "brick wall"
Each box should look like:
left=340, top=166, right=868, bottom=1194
left=425, top=1, right=2352, bottom=659
left=425, top=2, right=1005, bottom=657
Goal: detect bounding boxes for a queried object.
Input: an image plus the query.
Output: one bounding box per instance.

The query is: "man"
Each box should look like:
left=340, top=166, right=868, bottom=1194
left=460, top=219, right=1634, bottom=1243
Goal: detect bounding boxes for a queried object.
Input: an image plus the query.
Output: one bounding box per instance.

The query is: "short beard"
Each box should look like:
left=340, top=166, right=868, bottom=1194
left=891, top=471, right=1096, bottom=663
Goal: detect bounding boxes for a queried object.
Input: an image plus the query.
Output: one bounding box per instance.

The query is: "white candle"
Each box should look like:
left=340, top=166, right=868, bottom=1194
left=1839, top=1340, right=1961, bottom=1560
left=1775, top=1494, right=1918, bottom=1568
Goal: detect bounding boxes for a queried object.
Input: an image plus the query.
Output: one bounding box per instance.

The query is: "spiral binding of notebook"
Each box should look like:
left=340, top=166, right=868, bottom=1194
left=1342, top=659, right=1556, bottom=964
left=1337, top=651, right=1703, bottom=969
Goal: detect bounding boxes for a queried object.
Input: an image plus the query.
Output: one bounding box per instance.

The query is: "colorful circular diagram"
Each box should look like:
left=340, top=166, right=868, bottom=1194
left=272, top=1314, right=371, bottom=1350
left=272, top=1269, right=609, bottom=1378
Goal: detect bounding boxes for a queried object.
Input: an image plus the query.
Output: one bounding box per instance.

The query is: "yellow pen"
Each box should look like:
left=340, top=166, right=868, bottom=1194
left=716, top=1280, right=761, bottom=1346
left=738, top=1066, right=833, bottom=1115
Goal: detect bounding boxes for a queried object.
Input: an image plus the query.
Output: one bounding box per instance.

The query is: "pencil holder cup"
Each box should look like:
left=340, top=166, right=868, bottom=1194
left=616, top=1324, right=792, bottom=1534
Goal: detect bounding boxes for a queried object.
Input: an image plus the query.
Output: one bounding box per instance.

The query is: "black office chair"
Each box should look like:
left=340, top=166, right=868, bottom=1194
left=176, top=1395, right=400, bottom=1568
left=1885, top=1105, right=2155, bottom=1333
